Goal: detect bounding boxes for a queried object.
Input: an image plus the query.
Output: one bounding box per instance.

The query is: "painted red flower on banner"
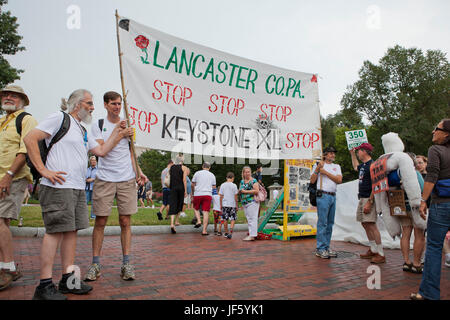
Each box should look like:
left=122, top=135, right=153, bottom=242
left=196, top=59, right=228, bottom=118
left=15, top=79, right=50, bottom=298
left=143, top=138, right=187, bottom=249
left=135, top=35, right=149, bottom=49
left=135, top=35, right=150, bottom=64
left=311, top=74, right=318, bottom=83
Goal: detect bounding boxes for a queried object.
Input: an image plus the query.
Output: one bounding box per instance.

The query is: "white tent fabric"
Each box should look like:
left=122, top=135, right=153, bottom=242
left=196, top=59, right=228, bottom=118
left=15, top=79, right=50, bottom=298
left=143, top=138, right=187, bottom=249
left=298, top=180, right=412, bottom=249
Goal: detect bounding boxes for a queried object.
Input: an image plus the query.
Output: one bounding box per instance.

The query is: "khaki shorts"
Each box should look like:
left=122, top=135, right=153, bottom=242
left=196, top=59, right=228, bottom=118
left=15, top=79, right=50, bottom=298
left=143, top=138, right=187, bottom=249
left=92, top=178, right=137, bottom=216
left=399, top=211, right=413, bottom=227
left=146, top=190, right=153, bottom=200
left=356, top=198, right=378, bottom=223
left=39, top=185, right=89, bottom=234
left=0, top=178, right=28, bottom=220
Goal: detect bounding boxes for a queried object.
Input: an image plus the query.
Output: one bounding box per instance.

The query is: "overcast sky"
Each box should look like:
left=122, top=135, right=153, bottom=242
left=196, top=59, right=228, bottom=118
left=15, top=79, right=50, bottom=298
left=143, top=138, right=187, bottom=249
left=4, top=0, right=449, bottom=123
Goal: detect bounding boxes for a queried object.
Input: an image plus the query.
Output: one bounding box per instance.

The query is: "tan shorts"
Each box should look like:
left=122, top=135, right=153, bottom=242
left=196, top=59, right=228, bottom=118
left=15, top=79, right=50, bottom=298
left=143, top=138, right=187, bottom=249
left=399, top=211, right=413, bottom=227
left=92, top=178, right=137, bottom=216
left=356, top=198, right=378, bottom=223
left=0, top=178, right=28, bottom=220
left=146, top=191, right=153, bottom=199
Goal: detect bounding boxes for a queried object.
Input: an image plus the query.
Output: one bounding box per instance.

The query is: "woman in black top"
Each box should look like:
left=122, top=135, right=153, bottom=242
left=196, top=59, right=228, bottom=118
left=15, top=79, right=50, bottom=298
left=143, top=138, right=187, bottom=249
left=411, top=119, right=450, bottom=300
left=168, top=155, right=188, bottom=234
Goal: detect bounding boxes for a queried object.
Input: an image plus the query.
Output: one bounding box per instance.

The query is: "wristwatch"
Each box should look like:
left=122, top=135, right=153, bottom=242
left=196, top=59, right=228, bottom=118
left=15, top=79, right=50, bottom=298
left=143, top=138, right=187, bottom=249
left=6, top=170, right=14, bottom=177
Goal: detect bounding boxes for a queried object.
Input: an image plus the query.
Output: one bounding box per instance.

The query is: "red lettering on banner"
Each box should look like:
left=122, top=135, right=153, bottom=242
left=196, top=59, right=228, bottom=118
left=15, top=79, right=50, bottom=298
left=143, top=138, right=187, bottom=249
left=285, top=132, right=320, bottom=149
left=129, top=105, right=159, bottom=134
left=152, top=79, right=192, bottom=106
left=208, top=94, right=245, bottom=117
left=259, top=104, right=292, bottom=122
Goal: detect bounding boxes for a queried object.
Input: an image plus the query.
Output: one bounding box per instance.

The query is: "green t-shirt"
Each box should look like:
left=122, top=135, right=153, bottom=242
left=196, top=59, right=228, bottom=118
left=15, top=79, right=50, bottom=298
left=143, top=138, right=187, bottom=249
left=239, top=178, right=257, bottom=205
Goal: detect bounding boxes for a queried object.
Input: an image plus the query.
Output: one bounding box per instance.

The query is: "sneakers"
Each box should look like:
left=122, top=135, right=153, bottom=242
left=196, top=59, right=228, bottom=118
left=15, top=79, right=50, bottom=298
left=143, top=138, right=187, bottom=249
left=84, top=263, right=101, bottom=281
left=315, top=249, right=330, bottom=259
left=226, top=233, right=232, bottom=239
left=152, top=205, right=155, bottom=209
left=33, top=283, right=67, bottom=300
left=121, top=263, right=135, bottom=281
left=0, top=270, right=13, bottom=291
left=370, top=253, right=386, bottom=264
left=327, top=249, right=338, bottom=258
left=58, top=277, right=93, bottom=295
left=360, top=249, right=377, bottom=259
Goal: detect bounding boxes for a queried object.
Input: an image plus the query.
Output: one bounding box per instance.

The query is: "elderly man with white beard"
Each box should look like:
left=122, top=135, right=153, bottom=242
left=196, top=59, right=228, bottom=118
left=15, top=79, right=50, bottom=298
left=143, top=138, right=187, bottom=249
left=24, top=89, right=133, bottom=300
left=0, top=85, right=38, bottom=292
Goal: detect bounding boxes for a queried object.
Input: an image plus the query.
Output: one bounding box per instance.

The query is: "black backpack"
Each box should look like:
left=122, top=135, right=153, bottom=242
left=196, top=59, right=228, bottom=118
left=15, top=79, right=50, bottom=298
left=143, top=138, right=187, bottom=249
left=16, top=111, right=72, bottom=183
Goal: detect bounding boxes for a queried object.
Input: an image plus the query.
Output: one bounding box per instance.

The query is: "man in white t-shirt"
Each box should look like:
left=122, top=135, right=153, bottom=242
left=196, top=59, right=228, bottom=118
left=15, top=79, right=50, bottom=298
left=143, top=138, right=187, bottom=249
left=24, top=89, right=132, bottom=300
left=84, top=91, right=147, bottom=283
left=191, top=162, right=216, bottom=235
left=310, top=146, right=343, bottom=259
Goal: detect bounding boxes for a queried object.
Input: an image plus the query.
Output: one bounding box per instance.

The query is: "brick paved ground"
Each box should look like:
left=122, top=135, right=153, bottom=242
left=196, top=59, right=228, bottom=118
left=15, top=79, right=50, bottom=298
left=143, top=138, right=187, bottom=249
left=0, top=232, right=449, bottom=300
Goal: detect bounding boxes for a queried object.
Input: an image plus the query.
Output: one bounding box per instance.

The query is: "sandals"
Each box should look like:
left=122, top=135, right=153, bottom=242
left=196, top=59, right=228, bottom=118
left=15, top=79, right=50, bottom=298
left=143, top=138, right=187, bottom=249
left=170, top=227, right=176, bottom=234
left=410, top=293, right=426, bottom=300
left=410, top=264, right=423, bottom=274
left=402, top=262, right=412, bottom=272
left=201, top=233, right=209, bottom=236
left=403, top=262, right=423, bottom=274
left=194, top=223, right=202, bottom=229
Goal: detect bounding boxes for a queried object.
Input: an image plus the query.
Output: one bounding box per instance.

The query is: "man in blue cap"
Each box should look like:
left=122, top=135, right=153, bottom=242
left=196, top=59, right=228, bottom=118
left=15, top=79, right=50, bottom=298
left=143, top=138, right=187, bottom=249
left=350, top=143, right=385, bottom=264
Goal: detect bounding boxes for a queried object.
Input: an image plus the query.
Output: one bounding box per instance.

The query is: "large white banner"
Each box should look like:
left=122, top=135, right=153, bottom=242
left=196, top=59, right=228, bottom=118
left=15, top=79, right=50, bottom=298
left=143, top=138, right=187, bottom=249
left=118, top=16, right=321, bottom=160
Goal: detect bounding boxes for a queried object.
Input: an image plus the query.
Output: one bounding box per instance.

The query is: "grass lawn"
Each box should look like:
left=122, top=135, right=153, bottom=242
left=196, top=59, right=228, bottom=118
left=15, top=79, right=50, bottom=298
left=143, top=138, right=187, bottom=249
left=11, top=205, right=254, bottom=228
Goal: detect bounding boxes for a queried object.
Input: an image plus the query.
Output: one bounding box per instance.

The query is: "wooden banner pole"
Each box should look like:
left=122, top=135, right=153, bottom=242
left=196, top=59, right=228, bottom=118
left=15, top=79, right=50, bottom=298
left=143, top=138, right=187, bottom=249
left=115, top=10, right=141, bottom=179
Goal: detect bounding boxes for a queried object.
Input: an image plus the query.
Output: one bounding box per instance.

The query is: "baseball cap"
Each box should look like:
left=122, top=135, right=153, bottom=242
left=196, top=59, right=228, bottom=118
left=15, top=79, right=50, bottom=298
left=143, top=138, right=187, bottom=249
left=355, top=143, right=374, bottom=152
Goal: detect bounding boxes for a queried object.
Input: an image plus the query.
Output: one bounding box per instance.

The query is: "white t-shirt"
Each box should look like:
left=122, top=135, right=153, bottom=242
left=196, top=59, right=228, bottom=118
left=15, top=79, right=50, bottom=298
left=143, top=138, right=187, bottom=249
left=37, top=112, right=97, bottom=190
left=161, top=167, right=169, bottom=188
left=91, top=117, right=135, bottom=182
left=192, top=170, right=216, bottom=196
left=312, top=162, right=342, bottom=193
left=212, top=194, right=221, bottom=211
left=219, top=181, right=238, bottom=208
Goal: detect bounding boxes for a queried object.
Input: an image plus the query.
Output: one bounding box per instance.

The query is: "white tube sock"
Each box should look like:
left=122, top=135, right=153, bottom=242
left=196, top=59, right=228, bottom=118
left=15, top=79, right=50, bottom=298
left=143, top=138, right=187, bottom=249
left=369, top=241, right=377, bottom=253
left=376, top=244, right=384, bottom=257
left=3, top=262, right=16, bottom=271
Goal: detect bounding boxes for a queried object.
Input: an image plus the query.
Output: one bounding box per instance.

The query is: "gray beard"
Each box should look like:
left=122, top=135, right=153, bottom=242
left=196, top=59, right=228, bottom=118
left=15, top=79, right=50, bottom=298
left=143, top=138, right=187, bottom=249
left=1, top=104, right=18, bottom=112
left=78, top=108, right=92, bottom=124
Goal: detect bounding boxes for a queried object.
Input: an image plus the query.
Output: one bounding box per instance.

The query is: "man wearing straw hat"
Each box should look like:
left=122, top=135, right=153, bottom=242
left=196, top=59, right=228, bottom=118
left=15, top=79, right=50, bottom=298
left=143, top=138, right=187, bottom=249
left=0, top=85, right=37, bottom=292
left=84, top=91, right=147, bottom=283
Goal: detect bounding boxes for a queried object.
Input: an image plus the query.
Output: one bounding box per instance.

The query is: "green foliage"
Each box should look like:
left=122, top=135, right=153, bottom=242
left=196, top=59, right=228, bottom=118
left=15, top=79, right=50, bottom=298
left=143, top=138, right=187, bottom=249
left=341, top=45, right=450, bottom=156
left=0, top=0, right=25, bottom=90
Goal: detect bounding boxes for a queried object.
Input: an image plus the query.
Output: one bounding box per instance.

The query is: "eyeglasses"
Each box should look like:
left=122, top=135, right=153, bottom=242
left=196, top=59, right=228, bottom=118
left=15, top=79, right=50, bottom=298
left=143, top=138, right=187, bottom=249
left=434, top=127, right=447, bottom=133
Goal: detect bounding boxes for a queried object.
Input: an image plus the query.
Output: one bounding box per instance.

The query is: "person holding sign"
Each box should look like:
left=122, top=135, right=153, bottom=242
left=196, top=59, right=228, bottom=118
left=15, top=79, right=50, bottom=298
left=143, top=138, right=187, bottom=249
left=310, top=147, right=342, bottom=258
left=350, top=143, right=385, bottom=264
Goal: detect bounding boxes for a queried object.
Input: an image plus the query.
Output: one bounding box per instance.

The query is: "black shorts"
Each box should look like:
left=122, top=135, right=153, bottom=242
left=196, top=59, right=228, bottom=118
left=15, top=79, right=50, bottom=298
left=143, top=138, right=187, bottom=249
left=222, top=206, right=237, bottom=221
left=162, top=188, right=170, bottom=205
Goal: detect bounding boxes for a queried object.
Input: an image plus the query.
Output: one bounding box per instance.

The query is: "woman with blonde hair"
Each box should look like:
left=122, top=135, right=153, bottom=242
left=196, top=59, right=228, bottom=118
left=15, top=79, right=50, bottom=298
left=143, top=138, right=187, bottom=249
left=239, top=166, right=260, bottom=241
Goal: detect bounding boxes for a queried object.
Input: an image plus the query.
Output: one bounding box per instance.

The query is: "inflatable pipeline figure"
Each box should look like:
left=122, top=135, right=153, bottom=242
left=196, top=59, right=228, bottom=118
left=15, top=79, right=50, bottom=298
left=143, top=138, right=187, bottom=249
left=371, top=132, right=427, bottom=238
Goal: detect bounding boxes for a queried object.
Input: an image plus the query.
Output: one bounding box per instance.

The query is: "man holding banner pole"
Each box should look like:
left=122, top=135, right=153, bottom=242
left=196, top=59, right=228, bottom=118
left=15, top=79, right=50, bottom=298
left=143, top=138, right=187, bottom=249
left=84, top=91, right=147, bottom=282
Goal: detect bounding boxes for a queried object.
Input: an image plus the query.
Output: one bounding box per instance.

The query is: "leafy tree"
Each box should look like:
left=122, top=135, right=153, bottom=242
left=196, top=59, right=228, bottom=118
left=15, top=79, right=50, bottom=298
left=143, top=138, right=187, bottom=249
left=0, top=0, right=25, bottom=89
left=341, top=45, right=450, bottom=156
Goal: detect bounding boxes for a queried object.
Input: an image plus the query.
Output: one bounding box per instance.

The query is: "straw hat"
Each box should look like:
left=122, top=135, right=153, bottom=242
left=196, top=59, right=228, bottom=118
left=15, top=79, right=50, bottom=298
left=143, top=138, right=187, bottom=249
left=0, top=85, right=30, bottom=106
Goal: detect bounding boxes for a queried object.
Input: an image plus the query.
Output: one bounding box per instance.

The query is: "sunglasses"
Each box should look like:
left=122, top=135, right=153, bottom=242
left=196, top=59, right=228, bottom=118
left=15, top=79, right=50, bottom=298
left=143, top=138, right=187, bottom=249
left=434, top=127, right=447, bottom=133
